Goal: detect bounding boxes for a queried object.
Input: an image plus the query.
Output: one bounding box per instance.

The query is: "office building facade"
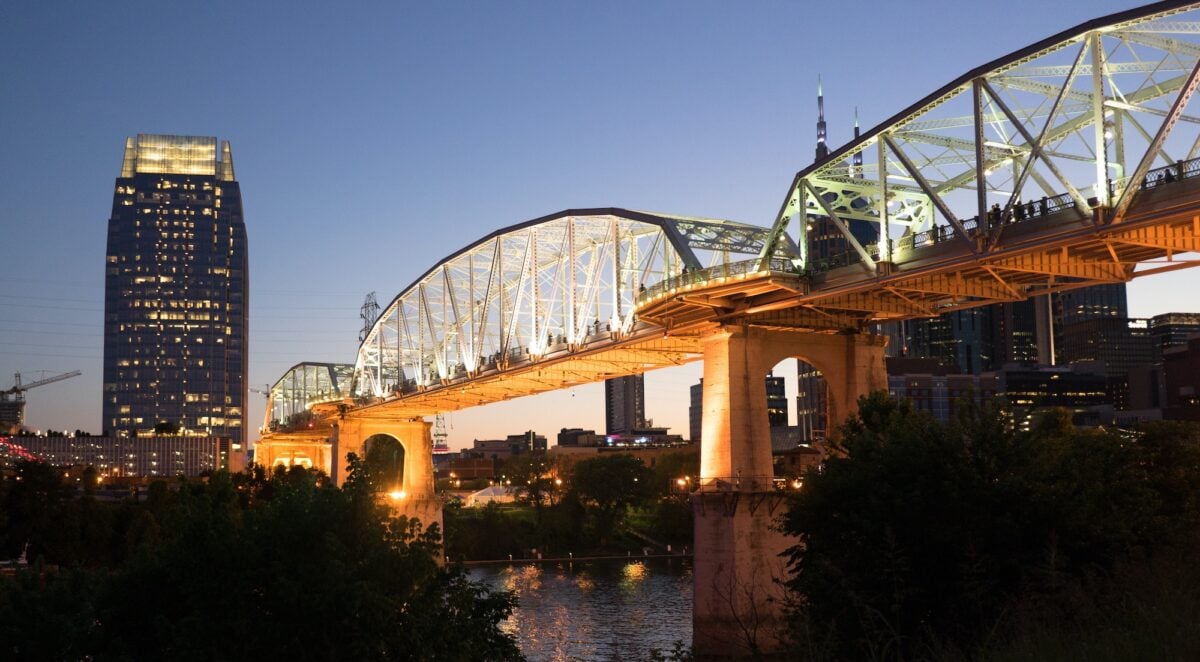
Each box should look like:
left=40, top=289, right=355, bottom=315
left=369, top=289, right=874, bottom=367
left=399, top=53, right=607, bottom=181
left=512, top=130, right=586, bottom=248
left=605, top=374, right=645, bottom=435
left=102, top=135, right=248, bottom=443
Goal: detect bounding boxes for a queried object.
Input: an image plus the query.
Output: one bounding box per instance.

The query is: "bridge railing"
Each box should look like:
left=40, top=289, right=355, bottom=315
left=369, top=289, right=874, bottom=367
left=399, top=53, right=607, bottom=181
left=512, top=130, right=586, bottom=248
left=813, top=189, right=1084, bottom=275
left=692, top=475, right=800, bottom=493
left=636, top=257, right=796, bottom=305
left=1112, top=155, right=1200, bottom=199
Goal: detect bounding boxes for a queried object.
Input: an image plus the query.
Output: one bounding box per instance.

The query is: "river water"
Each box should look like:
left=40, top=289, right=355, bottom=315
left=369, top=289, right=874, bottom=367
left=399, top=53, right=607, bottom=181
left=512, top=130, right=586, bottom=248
left=469, top=558, right=693, bottom=661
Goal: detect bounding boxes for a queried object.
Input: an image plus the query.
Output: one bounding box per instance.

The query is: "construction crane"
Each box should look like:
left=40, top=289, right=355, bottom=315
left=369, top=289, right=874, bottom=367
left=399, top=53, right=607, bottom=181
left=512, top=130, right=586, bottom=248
left=1, top=371, right=81, bottom=432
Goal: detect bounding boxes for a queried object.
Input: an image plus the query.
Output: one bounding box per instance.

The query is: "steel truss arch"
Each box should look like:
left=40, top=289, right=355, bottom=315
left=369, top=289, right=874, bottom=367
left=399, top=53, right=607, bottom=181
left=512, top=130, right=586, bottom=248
left=352, top=208, right=795, bottom=400
left=761, top=0, right=1200, bottom=275
left=267, top=362, right=354, bottom=430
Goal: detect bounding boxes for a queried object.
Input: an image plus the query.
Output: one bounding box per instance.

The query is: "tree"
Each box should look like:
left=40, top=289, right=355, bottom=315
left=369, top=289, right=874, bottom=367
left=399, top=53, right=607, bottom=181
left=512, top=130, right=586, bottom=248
left=503, top=453, right=559, bottom=510
left=0, top=462, right=524, bottom=660
left=648, top=450, right=699, bottom=497
left=569, top=454, right=654, bottom=546
left=782, top=392, right=1194, bottom=658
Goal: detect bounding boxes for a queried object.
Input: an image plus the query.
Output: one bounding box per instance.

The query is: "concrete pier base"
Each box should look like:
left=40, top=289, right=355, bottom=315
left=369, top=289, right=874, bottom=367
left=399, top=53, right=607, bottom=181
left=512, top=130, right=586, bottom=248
left=692, top=491, right=793, bottom=659
left=692, top=324, right=886, bottom=659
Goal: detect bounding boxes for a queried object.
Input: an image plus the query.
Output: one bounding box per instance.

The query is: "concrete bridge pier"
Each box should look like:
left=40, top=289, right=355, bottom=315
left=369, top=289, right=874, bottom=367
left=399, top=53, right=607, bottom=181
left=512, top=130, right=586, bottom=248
left=692, top=325, right=886, bottom=659
left=333, top=416, right=443, bottom=539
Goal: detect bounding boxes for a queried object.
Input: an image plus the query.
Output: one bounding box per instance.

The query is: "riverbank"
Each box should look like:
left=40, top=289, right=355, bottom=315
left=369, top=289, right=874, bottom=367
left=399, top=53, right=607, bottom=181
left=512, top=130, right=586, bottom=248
left=460, top=550, right=692, bottom=566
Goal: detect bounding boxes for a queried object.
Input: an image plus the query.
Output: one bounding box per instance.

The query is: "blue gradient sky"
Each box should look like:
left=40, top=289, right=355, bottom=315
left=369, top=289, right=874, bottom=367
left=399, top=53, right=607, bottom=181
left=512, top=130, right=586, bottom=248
left=2, top=0, right=1194, bottom=448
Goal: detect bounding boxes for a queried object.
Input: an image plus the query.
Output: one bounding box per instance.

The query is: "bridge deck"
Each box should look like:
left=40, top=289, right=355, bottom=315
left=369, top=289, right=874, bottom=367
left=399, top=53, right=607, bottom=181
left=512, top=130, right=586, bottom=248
left=639, top=175, right=1200, bottom=333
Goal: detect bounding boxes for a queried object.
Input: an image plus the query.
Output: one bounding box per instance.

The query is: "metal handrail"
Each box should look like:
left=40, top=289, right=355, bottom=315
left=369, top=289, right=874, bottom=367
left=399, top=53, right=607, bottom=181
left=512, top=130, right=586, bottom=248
left=636, top=257, right=796, bottom=305
left=690, top=475, right=794, bottom=493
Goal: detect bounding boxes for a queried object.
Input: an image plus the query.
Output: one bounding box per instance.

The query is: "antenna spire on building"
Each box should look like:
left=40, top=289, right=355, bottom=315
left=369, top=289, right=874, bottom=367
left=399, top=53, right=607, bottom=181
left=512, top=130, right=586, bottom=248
left=815, top=75, right=829, bottom=162
left=852, top=106, right=863, bottom=175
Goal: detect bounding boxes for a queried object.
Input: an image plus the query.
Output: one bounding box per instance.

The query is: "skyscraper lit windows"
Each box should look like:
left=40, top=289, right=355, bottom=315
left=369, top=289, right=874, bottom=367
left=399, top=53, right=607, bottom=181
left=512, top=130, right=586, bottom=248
left=102, top=134, right=248, bottom=444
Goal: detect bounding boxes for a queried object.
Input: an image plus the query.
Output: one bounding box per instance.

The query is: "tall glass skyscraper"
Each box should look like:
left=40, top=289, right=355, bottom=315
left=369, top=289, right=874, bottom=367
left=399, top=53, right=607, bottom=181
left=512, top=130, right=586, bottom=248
left=604, top=375, right=645, bottom=435
left=102, top=135, right=248, bottom=444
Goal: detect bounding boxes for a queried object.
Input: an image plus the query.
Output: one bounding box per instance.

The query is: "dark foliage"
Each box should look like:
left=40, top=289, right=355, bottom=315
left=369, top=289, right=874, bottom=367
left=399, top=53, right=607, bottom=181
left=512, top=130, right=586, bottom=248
left=782, top=392, right=1200, bottom=659
left=0, top=460, right=523, bottom=661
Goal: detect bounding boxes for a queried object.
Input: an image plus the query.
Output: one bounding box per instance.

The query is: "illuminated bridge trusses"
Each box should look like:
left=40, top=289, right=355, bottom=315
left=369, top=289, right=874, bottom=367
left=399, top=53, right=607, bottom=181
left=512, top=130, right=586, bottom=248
left=758, top=0, right=1200, bottom=304
left=267, top=362, right=353, bottom=430
left=352, top=209, right=797, bottom=400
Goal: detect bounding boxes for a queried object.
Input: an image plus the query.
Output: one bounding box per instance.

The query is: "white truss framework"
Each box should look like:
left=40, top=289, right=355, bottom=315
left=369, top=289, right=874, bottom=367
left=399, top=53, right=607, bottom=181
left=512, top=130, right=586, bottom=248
left=352, top=209, right=795, bottom=399
left=761, top=0, right=1200, bottom=274
left=267, top=362, right=353, bottom=428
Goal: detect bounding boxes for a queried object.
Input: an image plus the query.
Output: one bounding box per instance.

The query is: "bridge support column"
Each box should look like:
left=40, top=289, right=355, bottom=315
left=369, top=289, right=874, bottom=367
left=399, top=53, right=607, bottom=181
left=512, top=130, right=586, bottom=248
left=692, top=325, right=886, bottom=659
left=334, top=417, right=443, bottom=539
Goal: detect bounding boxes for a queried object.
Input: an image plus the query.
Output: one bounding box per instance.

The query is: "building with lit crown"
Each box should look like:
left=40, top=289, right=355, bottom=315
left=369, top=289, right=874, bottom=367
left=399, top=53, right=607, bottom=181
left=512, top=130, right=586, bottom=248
left=102, top=135, right=248, bottom=444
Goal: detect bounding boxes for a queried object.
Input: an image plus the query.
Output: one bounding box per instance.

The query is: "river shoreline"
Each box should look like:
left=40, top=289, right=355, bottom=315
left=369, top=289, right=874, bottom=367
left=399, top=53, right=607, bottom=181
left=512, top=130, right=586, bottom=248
left=459, top=551, right=692, bottom=566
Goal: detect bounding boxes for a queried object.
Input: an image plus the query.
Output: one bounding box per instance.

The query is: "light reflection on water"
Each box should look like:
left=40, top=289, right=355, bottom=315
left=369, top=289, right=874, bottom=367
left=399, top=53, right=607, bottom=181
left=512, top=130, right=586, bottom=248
left=469, top=558, right=693, bottom=661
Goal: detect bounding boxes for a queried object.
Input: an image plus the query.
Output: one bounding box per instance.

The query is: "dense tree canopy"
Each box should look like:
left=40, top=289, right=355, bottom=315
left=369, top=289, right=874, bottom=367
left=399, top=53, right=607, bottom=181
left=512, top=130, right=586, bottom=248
left=0, top=460, right=523, bottom=661
left=570, top=454, right=655, bottom=545
left=782, top=393, right=1200, bottom=659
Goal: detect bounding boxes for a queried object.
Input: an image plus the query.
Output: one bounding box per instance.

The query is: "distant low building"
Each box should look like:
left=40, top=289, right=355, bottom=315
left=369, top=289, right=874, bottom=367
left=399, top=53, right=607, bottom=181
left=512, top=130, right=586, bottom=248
left=886, top=358, right=1001, bottom=422
left=550, top=442, right=696, bottom=474
left=557, top=428, right=604, bottom=447
left=439, top=454, right=498, bottom=480
left=471, top=430, right=547, bottom=459
left=4, top=434, right=241, bottom=477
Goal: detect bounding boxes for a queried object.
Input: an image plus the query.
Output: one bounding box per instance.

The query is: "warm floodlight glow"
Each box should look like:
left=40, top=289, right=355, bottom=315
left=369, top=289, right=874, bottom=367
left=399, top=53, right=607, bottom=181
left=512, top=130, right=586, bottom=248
left=388, top=490, right=407, bottom=501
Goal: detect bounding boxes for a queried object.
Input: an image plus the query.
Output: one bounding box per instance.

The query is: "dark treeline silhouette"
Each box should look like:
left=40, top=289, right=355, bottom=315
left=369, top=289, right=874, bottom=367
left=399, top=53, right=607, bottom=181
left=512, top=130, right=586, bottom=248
left=0, top=459, right=522, bottom=660
left=783, top=393, right=1200, bottom=660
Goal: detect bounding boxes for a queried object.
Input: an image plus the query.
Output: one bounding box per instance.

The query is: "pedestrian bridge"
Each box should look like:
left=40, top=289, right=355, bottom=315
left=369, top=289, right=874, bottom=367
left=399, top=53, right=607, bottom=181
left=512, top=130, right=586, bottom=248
left=258, top=2, right=1200, bottom=655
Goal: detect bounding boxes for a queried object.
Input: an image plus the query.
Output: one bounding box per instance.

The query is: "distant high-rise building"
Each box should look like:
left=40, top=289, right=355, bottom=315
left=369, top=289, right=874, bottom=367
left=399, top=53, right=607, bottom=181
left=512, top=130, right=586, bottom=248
left=102, top=135, right=248, bottom=444
left=1150, top=312, right=1200, bottom=355
left=1059, top=318, right=1155, bottom=377
left=989, top=298, right=1041, bottom=367
left=1055, top=283, right=1128, bottom=327
left=689, top=381, right=703, bottom=443
left=815, top=76, right=828, bottom=162
left=605, top=375, right=645, bottom=435
left=765, top=371, right=788, bottom=428
left=808, top=80, right=879, bottom=262
left=795, top=361, right=827, bottom=442
left=902, top=308, right=996, bottom=373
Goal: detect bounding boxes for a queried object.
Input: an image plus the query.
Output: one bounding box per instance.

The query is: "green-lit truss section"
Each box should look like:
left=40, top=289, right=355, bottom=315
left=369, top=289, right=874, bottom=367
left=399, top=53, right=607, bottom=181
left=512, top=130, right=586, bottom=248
left=760, top=0, right=1200, bottom=273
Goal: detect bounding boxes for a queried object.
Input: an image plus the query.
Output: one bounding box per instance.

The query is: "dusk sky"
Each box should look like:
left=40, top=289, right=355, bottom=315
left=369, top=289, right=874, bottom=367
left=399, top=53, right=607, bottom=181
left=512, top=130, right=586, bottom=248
left=3, top=0, right=1195, bottom=449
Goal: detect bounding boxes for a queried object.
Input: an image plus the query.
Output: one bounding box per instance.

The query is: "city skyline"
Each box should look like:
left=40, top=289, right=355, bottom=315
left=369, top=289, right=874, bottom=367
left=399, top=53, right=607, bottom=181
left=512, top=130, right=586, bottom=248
left=3, top=0, right=1196, bottom=449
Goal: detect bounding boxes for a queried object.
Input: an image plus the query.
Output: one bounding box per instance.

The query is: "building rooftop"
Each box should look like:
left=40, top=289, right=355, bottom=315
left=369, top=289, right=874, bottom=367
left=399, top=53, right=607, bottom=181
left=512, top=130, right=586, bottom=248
left=119, top=133, right=235, bottom=180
